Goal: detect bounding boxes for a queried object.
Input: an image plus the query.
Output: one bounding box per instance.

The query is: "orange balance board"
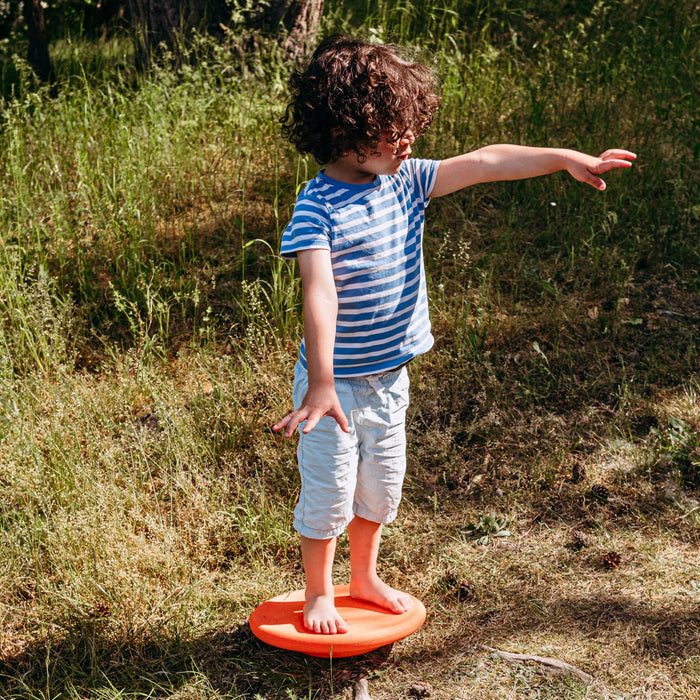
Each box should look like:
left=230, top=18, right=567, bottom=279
left=249, top=584, right=426, bottom=658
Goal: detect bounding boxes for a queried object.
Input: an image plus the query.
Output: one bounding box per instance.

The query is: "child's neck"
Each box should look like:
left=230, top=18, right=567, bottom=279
left=324, top=158, right=377, bottom=185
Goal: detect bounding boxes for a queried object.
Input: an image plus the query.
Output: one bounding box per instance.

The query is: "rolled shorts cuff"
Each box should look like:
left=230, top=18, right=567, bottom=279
left=295, top=505, right=399, bottom=540
left=353, top=504, right=399, bottom=526
left=293, top=519, right=348, bottom=540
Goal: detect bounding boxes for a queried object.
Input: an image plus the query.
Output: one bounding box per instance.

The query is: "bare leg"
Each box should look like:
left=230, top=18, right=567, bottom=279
left=347, top=516, right=413, bottom=614
left=301, top=535, right=348, bottom=634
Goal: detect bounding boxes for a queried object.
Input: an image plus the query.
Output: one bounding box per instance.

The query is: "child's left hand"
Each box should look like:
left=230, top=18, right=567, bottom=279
left=567, top=149, right=636, bottom=191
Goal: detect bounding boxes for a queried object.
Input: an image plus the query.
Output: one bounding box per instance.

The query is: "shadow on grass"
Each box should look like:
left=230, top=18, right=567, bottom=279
left=2, top=588, right=698, bottom=698
left=418, top=593, right=700, bottom=668
left=0, top=619, right=397, bottom=699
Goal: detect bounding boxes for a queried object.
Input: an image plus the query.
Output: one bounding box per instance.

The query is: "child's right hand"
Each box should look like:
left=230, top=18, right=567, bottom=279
left=273, top=384, right=350, bottom=438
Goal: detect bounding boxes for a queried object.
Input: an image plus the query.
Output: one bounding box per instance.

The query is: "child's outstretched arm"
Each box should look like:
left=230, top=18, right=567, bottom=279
left=273, top=248, right=349, bottom=438
left=430, top=145, right=636, bottom=198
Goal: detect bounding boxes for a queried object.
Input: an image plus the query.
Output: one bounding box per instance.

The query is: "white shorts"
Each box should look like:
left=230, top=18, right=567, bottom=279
left=292, top=361, right=410, bottom=540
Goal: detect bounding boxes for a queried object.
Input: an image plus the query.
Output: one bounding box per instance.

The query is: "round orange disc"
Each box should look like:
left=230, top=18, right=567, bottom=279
left=249, top=584, right=426, bottom=658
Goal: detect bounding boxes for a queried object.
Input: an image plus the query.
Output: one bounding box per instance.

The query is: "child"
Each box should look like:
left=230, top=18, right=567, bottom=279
left=273, top=35, right=635, bottom=635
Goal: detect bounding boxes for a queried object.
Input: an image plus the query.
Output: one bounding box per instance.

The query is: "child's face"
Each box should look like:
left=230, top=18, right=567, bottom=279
left=365, top=130, right=416, bottom=173
left=325, top=131, right=416, bottom=185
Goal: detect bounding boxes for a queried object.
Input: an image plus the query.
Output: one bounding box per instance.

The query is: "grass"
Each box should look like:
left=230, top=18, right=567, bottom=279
left=0, top=0, right=698, bottom=697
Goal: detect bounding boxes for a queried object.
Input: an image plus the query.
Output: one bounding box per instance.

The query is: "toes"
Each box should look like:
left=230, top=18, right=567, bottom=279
left=398, top=599, right=412, bottom=613
left=304, top=612, right=348, bottom=634
left=392, top=593, right=413, bottom=613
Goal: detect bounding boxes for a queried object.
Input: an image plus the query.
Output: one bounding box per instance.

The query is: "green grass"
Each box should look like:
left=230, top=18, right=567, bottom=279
left=0, top=0, right=698, bottom=698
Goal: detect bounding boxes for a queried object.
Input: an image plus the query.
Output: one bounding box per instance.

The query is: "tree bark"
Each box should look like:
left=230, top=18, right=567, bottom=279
left=23, top=0, right=53, bottom=83
left=127, top=0, right=230, bottom=69
left=127, top=0, right=185, bottom=70
left=258, top=0, right=324, bottom=61
left=281, top=0, right=324, bottom=61
left=127, top=0, right=323, bottom=70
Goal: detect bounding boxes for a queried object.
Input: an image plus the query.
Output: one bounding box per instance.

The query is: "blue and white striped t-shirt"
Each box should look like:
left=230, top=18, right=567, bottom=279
left=281, top=158, right=440, bottom=377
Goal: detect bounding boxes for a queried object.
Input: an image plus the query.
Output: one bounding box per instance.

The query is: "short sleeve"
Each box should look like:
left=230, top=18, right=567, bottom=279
left=280, top=190, right=332, bottom=259
left=404, top=158, right=440, bottom=201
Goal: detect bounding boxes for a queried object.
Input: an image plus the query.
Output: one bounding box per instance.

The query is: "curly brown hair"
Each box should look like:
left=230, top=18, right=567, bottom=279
left=281, top=35, right=441, bottom=165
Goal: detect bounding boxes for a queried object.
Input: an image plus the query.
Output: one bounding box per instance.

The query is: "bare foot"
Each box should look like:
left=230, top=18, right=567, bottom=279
left=303, top=593, right=349, bottom=634
left=349, top=575, right=413, bottom=614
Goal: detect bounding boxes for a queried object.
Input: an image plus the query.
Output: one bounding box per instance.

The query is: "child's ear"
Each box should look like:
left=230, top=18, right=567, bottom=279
left=330, top=127, right=352, bottom=158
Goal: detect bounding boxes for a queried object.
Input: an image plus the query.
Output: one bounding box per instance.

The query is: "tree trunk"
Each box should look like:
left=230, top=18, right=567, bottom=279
left=127, top=0, right=185, bottom=70
left=128, top=0, right=323, bottom=70
left=127, top=0, right=229, bottom=70
left=280, top=0, right=324, bottom=61
left=262, top=0, right=324, bottom=61
left=23, top=0, right=53, bottom=83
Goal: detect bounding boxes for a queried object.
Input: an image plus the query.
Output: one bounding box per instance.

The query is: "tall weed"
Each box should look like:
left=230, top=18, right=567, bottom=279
left=0, top=37, right=302, bottom=357
left=0, top=254, right=78, bottom=380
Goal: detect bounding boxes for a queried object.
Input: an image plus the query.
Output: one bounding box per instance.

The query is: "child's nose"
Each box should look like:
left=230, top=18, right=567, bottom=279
left=400, top=130, right=415, bottom=145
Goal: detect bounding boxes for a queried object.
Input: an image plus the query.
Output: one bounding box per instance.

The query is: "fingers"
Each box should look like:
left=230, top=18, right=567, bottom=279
left=578, top=171, right=607, bottom=191
left=273, top=406, right=349, bottom=438
left=592, top=159, right=635, bottom=175
left=328, top=406, right=350, bottom=433
left=273, top=407, right=314, bottom=437
left=579, top=149, right=636, bottom=191
left=272, top=411, right=301, bottom=438
left=598, top=149, right=637, bottom=161
left=571, top=166, right=606, bottom=191
left=283, top=408, right=317, bottom=437
left=301, top=405, right=350, bottom=434
left=300, top=410, right=323, bottom=434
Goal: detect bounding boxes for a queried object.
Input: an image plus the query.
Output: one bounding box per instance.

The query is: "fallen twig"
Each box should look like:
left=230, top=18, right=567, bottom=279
left=479, top=644, right=594, bottom=682
left=679, top=504, right=700, bottom=520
